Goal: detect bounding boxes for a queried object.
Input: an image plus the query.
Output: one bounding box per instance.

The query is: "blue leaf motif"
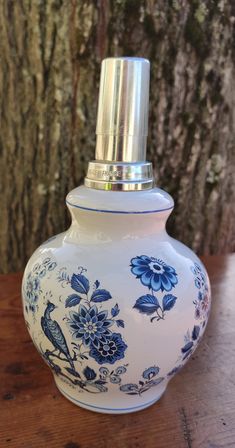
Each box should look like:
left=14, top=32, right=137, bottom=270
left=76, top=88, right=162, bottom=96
left=65, top=294, right=82, bottom=308
left=162, top=294, right=177, bottom=311
left=116, top=319, right=124, bottom=328
left=147, top=377, right=164, bottom=387
left=91, top=289, right=112, bottom=303
left=181, top=341, right=194, bottom=353
left=71, top=273, right=90, bottom=294
left=192, top=325, right=200, bottom=341
left=133, top=294, right=160, bottom=315
left=83, top=366, right=96, bottom=381
left=182, top=349, right=193, bottom=360
left=111, top=303, right=120, bottom=317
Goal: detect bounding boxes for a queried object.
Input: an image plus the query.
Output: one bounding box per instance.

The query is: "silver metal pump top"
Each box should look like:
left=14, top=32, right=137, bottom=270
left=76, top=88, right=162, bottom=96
left=85, top=57, right=154, bottom=191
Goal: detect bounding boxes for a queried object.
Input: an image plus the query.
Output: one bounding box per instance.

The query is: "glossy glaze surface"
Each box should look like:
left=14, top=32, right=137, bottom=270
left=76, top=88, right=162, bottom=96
left=22, top=186, right=211, bottom=413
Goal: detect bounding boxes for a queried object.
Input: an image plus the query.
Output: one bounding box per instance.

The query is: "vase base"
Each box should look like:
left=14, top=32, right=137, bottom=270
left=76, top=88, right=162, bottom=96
left=54, top=377, right=166, bottom=414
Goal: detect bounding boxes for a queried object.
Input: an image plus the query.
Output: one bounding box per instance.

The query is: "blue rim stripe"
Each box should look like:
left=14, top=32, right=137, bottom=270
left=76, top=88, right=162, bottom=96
left=66, top=200, right=173, bottom=215
left=58, top=386, right=160, bottom=412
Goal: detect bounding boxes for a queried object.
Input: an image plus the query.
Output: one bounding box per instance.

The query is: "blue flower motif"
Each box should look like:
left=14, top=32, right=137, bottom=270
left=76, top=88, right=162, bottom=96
left=191, top=262, right=202, bottom=275
left=120, top=383, right=139, bottom=393
left=25, top=274, right=40, bottom=312
left=109, top=375, right=121, bottom=384
left=142, top=366, right=159, bottom=379
left=195, top=277, right=203, bottom=289
left=48, top=262, right=57, bottom=271
left=191, top=262, right=210, bottom=321
left=99, top=365, right=127, bottom=383
left=24, top=257, right=57, bottom=315
left=120, top=366, right=164, bottom=396
left=130, top=255, right=178, bottom=292
left=115, top=366, right=127, bottom=375
left=198, top=291, right=203, bottom=301
left=89, top=333, right=127, bottom=364
left=68, top=304, right=113, bottom=348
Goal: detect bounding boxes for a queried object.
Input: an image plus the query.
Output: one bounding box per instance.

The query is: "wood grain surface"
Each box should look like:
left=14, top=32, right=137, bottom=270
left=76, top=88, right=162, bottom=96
left=0, top=255, right=235, bottom=448
left=1, top=1, right=235, bottom=273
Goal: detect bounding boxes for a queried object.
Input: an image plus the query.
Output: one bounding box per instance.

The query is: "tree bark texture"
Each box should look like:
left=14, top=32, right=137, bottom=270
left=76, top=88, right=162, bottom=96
left=0, top=0, right=235, bottom=273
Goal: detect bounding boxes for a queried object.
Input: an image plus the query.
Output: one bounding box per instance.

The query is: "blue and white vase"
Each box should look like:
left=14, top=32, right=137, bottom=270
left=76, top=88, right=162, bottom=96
left=22, top=57, right=211, bottom=414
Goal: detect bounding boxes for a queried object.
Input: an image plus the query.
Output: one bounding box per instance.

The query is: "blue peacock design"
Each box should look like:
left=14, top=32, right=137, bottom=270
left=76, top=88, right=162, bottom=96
left=24, top=260, right=129, bottom=394
left=39, top=301, right=128, bottom=394
left=41, top=301, right=76, bottom=370
left=130, top=255, right=178, bottom=322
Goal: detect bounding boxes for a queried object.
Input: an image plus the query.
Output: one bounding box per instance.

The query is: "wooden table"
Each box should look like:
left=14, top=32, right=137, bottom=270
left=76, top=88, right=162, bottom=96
left=1, top=255, right=235, bottom=448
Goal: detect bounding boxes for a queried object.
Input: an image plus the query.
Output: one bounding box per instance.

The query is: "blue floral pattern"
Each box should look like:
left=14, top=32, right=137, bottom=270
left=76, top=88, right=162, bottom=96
left=167, top=322, right=205, bottom=377
left=89, top=333, right=127, bottom=365
left=99, top=365, right=128, bottom=384
left=25, top=275, right=40, bottom=313
left=131, top=256, right=178, bottom=322
left=36, top=295, right=127, bottom=394
left=191, top=262, right=210, bottom=321
left=120, top=365, right=164, bottom=395
left=181, top=324, right=201, bottom=360
left=24, top=258, right=57, bottom=314
left=23, top=255, right=210, bottom=399
left=131, top=256, right=178, bottom=292
left=59, top=267, right=127, bottom=365
left=67, top=305, right=113, bottom=348
left=40, top=342, right=128, bottom=394
left=23, top=260, right=129, bottom=394
left=166, top=261, right=210, bottom=374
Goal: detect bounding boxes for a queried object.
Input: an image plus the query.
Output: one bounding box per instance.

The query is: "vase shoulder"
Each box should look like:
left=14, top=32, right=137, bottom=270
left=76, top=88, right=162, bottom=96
left=66, top=185, right=174, bottom=213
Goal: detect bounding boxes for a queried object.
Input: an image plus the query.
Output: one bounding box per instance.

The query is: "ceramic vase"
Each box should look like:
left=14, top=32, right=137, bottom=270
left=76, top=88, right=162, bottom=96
left=22, top=57, right=211, bottom=414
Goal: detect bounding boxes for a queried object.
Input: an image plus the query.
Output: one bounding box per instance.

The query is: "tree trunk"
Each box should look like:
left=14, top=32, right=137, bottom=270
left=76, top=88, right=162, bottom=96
left=0, top=0, right=234, bottom=273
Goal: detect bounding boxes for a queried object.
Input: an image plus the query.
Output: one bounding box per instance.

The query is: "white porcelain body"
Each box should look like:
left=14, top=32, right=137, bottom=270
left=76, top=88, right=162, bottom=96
left=22, top=186, right=211, bottom=414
